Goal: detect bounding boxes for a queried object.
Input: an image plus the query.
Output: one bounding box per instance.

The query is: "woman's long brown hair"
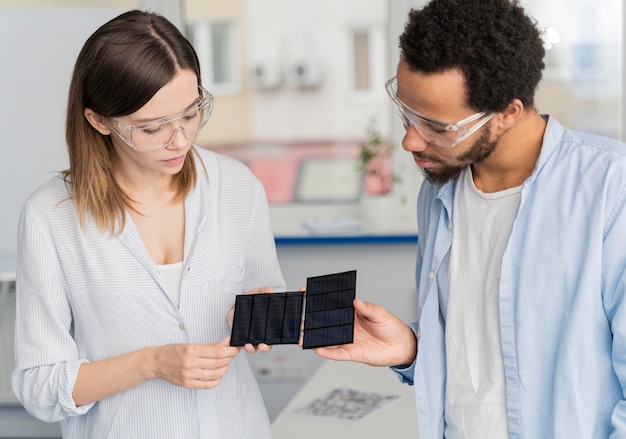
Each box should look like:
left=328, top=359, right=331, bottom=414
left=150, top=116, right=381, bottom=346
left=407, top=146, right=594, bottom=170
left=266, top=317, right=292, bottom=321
left=64, top=10, right=202, bottom=235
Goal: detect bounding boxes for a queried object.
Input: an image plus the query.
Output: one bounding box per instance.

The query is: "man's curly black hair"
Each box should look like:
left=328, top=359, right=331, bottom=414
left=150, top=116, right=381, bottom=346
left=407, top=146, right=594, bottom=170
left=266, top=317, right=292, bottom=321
left=399, top=0, right=545, bottom=113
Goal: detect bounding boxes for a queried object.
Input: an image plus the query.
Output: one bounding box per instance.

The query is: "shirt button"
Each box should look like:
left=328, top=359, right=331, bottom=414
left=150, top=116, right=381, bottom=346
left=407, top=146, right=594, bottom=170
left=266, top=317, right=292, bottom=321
left=179, top=323, right=185, bottom=330
left=428, top=271, right=435, bottom=280
left=448, top=222, right=453, bottom=230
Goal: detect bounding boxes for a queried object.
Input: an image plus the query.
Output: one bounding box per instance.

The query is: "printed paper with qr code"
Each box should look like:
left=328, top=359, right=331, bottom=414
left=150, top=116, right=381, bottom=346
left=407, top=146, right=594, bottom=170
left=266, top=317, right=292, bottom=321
left=290, top=388, right=402, bottom=424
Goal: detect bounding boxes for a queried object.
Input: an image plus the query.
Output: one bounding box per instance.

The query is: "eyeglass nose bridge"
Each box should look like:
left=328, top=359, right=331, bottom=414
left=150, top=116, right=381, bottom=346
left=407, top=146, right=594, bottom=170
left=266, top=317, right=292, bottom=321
left=404, top=117, right=440, bottom=144
left=163, top=125, right=194, bottom=149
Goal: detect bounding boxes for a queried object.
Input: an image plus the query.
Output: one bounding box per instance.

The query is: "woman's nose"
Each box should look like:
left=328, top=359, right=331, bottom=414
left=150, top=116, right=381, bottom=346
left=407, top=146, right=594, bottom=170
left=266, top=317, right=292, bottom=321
left=165, top=126, right=192, bottom=150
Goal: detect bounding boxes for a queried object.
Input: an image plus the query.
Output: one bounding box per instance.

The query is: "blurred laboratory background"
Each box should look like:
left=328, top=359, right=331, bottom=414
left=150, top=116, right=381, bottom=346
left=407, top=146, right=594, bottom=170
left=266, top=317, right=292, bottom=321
left=0, top=0, right=623, bottom=437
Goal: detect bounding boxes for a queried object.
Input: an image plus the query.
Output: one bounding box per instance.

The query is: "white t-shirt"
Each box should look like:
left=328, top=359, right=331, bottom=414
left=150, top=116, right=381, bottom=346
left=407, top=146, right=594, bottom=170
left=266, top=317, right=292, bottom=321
left=445, top=167, right=521, bottom=438
left=158, top=261, right=183, bottom=307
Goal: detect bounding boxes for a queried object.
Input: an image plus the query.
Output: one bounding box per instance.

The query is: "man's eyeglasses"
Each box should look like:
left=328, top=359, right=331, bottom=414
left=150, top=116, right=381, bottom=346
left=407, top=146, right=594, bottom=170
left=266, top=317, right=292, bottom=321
left=103, top=86, right=214, bottom=152
left=385, top=77, right=494, bottom=148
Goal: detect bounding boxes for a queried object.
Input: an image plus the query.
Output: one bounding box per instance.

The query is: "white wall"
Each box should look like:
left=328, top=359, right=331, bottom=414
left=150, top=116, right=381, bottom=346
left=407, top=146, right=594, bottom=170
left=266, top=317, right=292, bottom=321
left=244, top=0, right=392, bottom=142
left=0, top=8, right=124, bottom=273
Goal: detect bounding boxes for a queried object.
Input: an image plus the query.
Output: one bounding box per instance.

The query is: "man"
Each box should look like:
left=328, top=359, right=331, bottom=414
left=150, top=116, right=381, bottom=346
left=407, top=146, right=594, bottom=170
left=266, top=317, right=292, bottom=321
left=313, top=0, right=626, bottom=437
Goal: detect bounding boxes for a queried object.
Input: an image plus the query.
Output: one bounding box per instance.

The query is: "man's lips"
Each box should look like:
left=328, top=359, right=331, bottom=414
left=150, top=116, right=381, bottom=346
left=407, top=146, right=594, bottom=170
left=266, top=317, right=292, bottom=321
left=413, top=154, right=440, bottom=169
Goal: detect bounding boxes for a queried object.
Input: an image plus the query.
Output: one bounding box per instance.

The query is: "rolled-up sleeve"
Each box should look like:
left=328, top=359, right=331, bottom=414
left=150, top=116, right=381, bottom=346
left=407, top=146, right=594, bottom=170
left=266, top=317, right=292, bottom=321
left=12, top=203, right=94, bottom=422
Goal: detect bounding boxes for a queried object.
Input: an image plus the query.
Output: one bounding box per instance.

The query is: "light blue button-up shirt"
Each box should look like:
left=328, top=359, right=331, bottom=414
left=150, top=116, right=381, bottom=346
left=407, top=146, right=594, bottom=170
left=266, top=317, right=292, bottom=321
left=394, top=116, right=626, bottom=438
left=12, top=148, right=286, bottom=439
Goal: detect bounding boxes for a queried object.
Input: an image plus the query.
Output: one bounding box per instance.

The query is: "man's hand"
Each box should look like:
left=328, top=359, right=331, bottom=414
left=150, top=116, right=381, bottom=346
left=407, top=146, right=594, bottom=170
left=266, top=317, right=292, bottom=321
left=313, top=299, right=417, bottom=367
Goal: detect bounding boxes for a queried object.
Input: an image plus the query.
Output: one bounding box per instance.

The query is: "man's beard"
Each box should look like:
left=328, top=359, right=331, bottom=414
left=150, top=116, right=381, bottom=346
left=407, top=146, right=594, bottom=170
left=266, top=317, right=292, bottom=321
left=420, top=126, right=498, bottom=185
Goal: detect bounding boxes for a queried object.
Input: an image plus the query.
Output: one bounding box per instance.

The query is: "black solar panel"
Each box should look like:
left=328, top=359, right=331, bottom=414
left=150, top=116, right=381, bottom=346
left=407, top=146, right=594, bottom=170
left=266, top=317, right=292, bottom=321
left=230, top=291, right=304, bottom=346
left=230, top=270, right=356, bottom=349
left=302, top=270, right=356, bottom=349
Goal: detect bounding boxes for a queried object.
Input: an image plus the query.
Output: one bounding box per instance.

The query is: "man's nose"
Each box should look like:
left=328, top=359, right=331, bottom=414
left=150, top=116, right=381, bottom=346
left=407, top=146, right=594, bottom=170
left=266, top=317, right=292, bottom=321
left=401, top=124, right=429, bottom=153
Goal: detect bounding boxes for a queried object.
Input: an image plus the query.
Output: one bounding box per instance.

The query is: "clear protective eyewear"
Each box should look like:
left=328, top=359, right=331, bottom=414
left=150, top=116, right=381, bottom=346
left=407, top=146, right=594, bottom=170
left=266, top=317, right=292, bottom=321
left=103, top=86, right=214, bottom=152
left=385, top=77, right=495, bottom=148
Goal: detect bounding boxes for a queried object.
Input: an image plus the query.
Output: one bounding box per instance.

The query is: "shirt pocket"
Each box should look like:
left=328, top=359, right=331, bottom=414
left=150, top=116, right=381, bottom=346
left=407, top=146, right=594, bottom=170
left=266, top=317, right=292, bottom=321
left=220, top=263, right=244, bottom=283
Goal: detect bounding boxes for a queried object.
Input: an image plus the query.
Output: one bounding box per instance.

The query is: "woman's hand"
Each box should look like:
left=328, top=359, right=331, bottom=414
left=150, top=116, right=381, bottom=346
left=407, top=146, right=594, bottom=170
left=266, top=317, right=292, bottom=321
left=73, top=337, right=242, bottom=406
left=152, top=337, right=241, bottom=389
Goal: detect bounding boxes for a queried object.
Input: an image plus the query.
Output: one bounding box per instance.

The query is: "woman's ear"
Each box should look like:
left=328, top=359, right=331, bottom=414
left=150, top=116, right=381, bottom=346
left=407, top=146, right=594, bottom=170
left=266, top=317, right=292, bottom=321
left=84, top=108, right=111, bottom=135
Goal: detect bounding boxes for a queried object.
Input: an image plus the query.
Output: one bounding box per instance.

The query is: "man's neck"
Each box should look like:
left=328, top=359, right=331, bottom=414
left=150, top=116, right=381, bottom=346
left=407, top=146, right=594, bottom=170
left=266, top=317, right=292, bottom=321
left=472, top=111, right=546, bottom=193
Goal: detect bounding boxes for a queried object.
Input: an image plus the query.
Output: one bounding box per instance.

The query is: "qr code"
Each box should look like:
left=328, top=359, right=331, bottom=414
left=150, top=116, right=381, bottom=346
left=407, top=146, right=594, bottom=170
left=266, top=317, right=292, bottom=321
left=292, top=388, right=401, bottom=423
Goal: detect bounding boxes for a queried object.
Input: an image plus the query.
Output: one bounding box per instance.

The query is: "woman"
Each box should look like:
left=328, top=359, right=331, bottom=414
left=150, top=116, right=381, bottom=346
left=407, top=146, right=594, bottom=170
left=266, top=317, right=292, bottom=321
left=12, top=10, right=284, bottom=439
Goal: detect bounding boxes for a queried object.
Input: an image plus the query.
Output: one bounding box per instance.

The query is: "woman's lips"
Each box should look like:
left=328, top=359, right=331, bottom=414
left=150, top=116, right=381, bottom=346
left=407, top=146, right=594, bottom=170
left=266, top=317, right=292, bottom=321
left=164, top=155, right=185, bottom=166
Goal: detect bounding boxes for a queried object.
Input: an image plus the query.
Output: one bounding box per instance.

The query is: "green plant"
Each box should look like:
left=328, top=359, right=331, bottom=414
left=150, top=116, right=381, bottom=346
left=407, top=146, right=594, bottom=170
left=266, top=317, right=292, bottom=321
left=359, top=118, right=401, bottom=195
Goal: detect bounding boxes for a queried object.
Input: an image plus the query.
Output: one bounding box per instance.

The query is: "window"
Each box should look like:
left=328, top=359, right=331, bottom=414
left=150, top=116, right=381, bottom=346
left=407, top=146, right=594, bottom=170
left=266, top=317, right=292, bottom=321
left=353, top=31, right=371, bottom=91
left=188, top=21, right=239, bottom=94
left=350, top=27, right=387, bottom=94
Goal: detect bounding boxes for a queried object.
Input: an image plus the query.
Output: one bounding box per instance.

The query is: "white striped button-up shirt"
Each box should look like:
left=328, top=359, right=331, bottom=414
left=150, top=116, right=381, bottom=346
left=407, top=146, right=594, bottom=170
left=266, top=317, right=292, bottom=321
left=12, top=147, right=286, bottom=438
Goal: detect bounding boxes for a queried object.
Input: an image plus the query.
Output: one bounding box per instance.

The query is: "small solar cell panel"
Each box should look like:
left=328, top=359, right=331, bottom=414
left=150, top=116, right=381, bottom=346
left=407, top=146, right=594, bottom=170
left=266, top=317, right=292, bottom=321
left=230, top=271, right=356, bottom=349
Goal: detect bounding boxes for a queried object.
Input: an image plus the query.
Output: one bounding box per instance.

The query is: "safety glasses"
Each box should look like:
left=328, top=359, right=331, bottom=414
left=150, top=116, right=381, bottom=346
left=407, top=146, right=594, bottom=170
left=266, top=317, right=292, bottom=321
left=103, top=86, right=213, bottom=152
left=385, top=77, right=494, bottom=148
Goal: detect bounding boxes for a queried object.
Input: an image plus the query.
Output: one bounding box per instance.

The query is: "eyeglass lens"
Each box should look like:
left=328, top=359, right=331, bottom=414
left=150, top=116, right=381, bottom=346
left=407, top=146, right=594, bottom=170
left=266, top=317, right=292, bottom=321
left=396, top=108, right=464, bottom=148
left=129, top=105, right=209, bottom=151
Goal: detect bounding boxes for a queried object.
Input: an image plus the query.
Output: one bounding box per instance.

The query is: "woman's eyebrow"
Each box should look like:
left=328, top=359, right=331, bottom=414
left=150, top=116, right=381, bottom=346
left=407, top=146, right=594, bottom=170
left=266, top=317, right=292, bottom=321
left=131, top=96, right=200, bottom=125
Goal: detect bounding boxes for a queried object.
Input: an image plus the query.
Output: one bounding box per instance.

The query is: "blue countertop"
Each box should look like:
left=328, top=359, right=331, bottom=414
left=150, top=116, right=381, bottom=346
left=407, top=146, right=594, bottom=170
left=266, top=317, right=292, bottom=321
left=275, top=233, right=418, bottom=246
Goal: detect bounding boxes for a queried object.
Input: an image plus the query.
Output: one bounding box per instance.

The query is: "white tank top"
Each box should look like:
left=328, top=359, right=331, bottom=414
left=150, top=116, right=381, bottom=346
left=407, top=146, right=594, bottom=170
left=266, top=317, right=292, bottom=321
left=445, top=167, right=521, bottom=438
left=158, top=261, right=183, bottom=307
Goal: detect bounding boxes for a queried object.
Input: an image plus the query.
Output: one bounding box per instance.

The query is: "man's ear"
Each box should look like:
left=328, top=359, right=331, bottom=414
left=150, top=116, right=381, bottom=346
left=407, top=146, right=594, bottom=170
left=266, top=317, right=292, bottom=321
left=497, top=99, right=524, bottom=130
left=84, top=108, right=112, bottom=135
